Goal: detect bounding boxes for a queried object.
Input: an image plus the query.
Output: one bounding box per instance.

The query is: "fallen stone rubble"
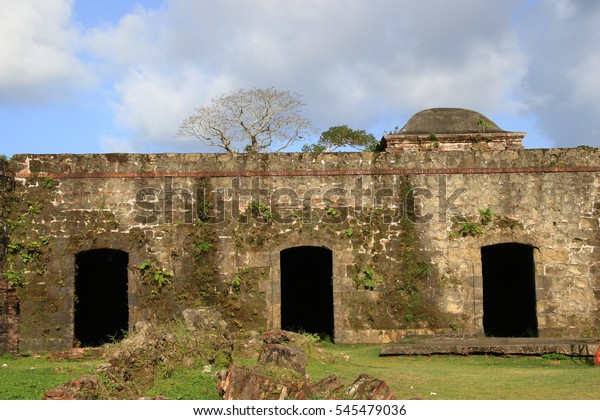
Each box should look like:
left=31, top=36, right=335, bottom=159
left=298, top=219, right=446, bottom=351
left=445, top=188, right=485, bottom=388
left=43, top=376, right=98, bottom=400
left=43, top=329, right=395, bottom=400
left=216, top=330, right=394, bottom=400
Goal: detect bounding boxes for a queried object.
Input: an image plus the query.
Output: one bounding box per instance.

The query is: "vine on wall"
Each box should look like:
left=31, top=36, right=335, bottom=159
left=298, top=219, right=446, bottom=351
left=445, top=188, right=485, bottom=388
left=386, top=179, right=435, bottom=326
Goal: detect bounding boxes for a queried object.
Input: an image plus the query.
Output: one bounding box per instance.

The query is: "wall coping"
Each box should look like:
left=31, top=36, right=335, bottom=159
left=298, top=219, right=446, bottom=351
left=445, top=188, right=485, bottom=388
left=9, top=148, right=600, bottom=179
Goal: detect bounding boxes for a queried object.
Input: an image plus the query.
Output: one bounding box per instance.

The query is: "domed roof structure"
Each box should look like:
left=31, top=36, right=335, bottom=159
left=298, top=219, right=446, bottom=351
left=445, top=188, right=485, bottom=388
left=399, top=108, right=504, bottom=134
left=382, top=108, right=525, bottom=152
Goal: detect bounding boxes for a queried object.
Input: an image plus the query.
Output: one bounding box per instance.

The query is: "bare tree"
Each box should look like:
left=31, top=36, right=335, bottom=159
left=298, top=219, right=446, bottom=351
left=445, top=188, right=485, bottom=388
left=178, top=87, right=313, bottom=154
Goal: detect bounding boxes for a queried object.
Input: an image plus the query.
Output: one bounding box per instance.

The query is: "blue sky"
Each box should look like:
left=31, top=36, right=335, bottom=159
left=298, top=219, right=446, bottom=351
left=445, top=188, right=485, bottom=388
left=1, top=0, right=599, bottom=157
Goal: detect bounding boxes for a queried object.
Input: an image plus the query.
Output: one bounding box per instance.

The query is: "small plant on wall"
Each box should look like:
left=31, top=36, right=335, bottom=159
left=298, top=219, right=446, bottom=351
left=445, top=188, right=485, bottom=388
left=193, top=240, right=213, bottom=260
left=450, top=207, right=523, bottom=239
left=3, top=236, right=52, bottom=288
left=353, top=266, right=383, bottom=290
left=326, top=207, right=339, bottom=217
left=40, top=177, right=56, bottom=189
left=139, top=261, right=174, bottom=293
left=429, top=132, right=440, bottom=149
left=478, top=207, right=493, bottom=225
left=246, top=200, right=274, bottom=223
left=477, top=115, right=492, bottom=131
left=458, top=221, right=483, bottom=237
left=4, top=267, right=27, bottom=288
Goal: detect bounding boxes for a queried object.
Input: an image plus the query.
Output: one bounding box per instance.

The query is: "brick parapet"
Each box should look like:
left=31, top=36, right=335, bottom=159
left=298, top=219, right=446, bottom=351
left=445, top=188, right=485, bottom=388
left=383, top=131, right=526, bottom=152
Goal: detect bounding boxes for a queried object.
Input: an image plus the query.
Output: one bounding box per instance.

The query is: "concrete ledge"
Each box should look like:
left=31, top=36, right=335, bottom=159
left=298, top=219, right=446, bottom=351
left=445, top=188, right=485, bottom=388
left=380, top=338, right=599, bottom=357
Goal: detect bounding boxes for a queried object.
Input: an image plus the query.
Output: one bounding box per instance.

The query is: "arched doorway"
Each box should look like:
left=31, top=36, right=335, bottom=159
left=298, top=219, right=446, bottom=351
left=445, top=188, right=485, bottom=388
left=280, top=246, right=334, bottom=338
left=481, top=243, right=538, bottom=337
left=74, top=249, right=129, bottom=347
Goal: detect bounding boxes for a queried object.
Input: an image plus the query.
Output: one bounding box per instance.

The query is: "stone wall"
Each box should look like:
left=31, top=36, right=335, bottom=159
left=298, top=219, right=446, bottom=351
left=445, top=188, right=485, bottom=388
left=0, top=165, right=18, bottom=354
left=1, top=148, right=599, bottom=352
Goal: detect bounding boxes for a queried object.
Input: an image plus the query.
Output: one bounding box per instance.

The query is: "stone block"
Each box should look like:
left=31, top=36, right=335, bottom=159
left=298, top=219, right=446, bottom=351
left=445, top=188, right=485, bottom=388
left=539, top=248, right=569, bottom=263
left=544, top=264, right=569, bottom=277
left=181, top=308, right=228, bottom=333
left=345, top=374, right=395, bottom=400
left=579, top=218, right=598, bottom=230
left=312, top=374, right=345, bottom=399
left=258, top=344, right=307, bottom=375
left=216, top=366, right=312, bottom=400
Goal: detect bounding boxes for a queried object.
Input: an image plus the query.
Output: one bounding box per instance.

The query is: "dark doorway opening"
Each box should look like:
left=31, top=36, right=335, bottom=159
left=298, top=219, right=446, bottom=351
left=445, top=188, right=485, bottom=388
left=481, top=243, right=538, bottom=337
left=280, top=246, right=334, bottom=339
left=74, top=249, right=129, bottom=347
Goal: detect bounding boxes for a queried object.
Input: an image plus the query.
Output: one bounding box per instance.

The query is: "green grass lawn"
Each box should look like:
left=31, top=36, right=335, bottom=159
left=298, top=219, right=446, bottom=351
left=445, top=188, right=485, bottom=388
left=308, top=344, right=600, bottom=400
left=1, top=345, right=599, bottom=400
left=144, top=368, right=221, bottom=400
left=0, top=354, right=101, bottom=400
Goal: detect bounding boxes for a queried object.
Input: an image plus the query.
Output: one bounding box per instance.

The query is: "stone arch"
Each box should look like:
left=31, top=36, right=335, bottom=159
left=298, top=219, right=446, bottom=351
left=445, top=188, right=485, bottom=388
left=463, top=231, right=541, bottom=333
left=475, top=231, right=541, bottom=271
left=267, top=235, right=348, bottom=341
left=74, top=248, right=129, bottom=346
left=62, top=234, right=142, bottom=348
left=280, top=246, right=333, bottom=338
left=480, top=242, right=538, bottom=337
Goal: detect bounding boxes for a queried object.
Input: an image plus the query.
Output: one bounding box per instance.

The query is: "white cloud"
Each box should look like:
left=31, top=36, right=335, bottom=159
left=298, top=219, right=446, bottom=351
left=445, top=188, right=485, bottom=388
left=85, top=0, right=530, bottom=151
left=547, top=0, right=576, bottom=19
left=84, top=7, right=166, bottom=73
left=6, top=0, right=600, bottom=152
left=522, top=0, right=600, bottom=146
left=373, top=39, right=528, bottom=113
left=568, top=54, right=600, bottom=110
left=112, top=68, right=234, bottom=148
left=0, top=0, right=92, bottom=102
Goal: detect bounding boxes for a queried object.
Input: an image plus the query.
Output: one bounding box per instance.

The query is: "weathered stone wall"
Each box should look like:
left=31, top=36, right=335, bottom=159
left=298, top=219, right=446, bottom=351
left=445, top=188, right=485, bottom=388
left=2, top=148, right=599, bottom=352
left=0, top=164, right=18, bottom=354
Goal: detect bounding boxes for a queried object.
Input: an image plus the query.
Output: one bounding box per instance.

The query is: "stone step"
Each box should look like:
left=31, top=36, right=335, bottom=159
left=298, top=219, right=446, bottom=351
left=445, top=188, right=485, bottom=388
left=380, top=338, right=599, bottom=357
